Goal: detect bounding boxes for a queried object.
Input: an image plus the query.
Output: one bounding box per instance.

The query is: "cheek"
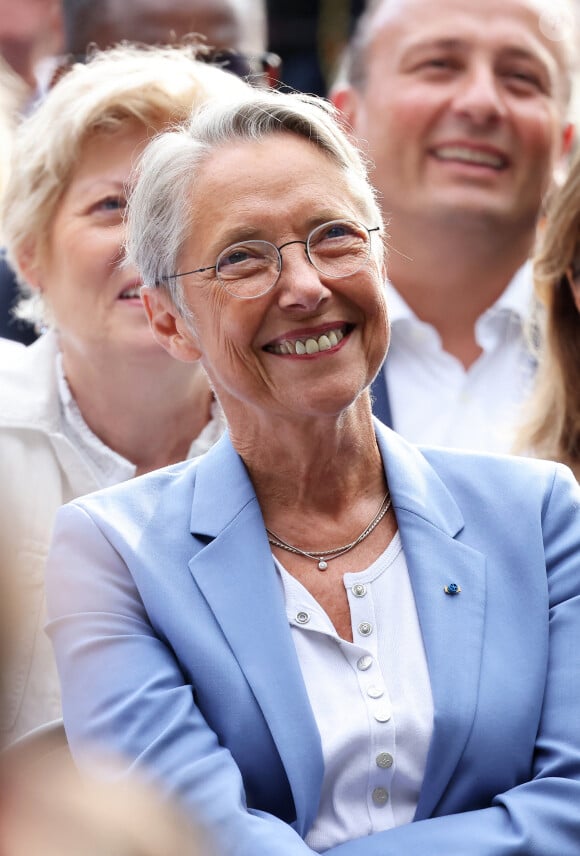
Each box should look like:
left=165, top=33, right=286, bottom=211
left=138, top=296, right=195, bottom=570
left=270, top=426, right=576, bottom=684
left=192, top=289, right=258, bottom=354
left=516, top=103, right=562, bottom=162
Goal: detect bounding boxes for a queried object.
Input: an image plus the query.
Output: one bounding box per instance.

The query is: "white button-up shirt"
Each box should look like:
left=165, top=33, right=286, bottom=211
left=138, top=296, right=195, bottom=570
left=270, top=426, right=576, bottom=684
left=383, top=263, right=535, bottom=452
left=276, top=533, right=433, bottom=852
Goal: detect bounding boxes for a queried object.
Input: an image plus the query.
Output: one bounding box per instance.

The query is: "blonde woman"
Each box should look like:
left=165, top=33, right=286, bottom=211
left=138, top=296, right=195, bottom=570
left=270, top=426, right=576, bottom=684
left=0, top=43, right=248, bottom=743
left=514, top=148, right=580, bottom=478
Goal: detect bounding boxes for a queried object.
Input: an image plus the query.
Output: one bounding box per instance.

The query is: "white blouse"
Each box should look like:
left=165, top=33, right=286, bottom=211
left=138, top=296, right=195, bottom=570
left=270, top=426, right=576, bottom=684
left=276, top=533, right=433, bottom=852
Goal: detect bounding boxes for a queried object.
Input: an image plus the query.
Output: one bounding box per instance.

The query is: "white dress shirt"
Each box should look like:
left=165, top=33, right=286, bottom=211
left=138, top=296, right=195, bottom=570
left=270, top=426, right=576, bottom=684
left=276, top=533, right=433, bottom=852
left=383, top=262, right=535, bottom=452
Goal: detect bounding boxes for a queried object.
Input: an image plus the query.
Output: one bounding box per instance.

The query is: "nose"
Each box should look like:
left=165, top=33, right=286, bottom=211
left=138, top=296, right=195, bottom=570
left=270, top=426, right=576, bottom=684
left=276, top=241, right=332, bottom=312
left=452, top=61, right=507, bottom=127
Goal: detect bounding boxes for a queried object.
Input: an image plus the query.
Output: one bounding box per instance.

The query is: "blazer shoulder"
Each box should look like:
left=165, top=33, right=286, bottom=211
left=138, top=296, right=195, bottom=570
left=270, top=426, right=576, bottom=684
left=420, top=445, right=575, bottom=504
left=70, top=457, right=201, bottom=529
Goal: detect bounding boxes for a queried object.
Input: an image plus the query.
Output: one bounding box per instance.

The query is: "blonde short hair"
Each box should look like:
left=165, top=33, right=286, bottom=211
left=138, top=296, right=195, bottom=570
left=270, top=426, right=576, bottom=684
left=2, top=43, right=249, bottom=327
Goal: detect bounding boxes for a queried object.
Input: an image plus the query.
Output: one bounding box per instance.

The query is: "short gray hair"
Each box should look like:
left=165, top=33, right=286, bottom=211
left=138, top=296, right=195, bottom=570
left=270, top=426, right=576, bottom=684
left=126, top=88, right=384, bottom=313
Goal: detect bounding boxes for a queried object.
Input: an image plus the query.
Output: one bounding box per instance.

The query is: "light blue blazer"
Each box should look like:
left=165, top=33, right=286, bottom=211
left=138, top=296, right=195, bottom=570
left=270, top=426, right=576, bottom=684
left=45, top=422, right=580, bottom=855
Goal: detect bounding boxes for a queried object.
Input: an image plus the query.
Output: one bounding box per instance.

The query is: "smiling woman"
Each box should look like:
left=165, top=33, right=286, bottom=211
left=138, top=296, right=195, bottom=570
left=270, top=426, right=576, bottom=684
left=41, top=85, right=580, bottom=856
left=0, top=43, right=250, bottom=745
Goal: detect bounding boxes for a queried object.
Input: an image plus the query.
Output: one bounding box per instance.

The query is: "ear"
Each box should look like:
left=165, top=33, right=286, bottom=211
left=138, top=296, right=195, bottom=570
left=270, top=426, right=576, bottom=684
left=16, top=247, right=42, bottom=291
left=141, top=286, right=202, bottom=363
left=330, top=84, right=362, bottom=135
left=549, top=123, right=575, bottom=192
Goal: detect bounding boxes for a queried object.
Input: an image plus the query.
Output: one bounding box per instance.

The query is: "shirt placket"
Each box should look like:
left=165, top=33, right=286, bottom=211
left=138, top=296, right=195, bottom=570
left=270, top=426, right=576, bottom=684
left=347, top=580, right=396, bottom=827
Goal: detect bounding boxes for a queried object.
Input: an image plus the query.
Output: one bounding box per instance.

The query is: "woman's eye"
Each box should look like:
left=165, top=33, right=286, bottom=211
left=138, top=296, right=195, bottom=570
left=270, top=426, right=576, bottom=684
left=319, top=222, right=355, bottom=241
left=94, top=196, right=126, bottom=213
left=315, top=222, right=364, bottom=246
left=220, top=248, right=254, bottom=267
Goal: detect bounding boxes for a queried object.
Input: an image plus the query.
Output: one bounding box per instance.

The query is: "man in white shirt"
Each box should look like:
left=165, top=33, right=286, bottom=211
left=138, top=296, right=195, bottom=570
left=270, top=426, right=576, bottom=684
left=332, top=0, right=576, bottom=451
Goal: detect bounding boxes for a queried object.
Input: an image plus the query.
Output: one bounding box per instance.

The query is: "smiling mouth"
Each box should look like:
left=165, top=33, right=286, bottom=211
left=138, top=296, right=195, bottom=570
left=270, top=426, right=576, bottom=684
left=432, top=146, right=507, bottom=170
left=118, top=286, right=142, bottom=300
left=264, top=324, right=353, bottom=356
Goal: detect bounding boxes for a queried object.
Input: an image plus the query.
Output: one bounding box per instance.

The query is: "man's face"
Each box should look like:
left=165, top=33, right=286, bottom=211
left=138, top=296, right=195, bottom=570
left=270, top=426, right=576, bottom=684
left=340, top=0, right=571, bottom=233
left=72, top=0, right=266, bottom=55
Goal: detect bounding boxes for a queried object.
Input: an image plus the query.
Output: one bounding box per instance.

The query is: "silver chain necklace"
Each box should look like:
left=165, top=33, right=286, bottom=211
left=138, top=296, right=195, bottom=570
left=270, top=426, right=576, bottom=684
left=266, top=490, right=392, bottom=571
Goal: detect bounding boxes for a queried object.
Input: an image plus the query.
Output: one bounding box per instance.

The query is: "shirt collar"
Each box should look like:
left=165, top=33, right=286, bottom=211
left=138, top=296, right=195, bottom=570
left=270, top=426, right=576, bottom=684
left=386, top=260, right=533, bottom=328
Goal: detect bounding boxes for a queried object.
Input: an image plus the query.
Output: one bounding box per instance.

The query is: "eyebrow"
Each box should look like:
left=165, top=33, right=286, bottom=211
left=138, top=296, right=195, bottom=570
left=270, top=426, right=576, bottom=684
left=210, top=212, right=355, bottom=250
left=69, top=178, right=127, bottom=197
left=404, top=37, right=465, bottom=53
left=403, top=37, right=550, bottom=66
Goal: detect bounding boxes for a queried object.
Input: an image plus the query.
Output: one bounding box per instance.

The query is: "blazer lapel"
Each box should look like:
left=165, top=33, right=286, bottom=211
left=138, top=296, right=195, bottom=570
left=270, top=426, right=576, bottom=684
left=186, top=435, right=323, bottom=835
left=376, top=425, right=487, bottom=819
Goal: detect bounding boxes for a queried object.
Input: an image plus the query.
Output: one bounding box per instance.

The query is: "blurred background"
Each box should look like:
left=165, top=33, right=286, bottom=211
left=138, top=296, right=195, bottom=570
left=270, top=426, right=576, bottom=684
left=267, top=0, right=365, bottom=95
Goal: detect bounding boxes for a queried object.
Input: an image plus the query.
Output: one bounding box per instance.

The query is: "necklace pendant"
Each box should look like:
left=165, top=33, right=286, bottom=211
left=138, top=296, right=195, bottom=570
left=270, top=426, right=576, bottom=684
left=318, top=560, right=328, bottom=571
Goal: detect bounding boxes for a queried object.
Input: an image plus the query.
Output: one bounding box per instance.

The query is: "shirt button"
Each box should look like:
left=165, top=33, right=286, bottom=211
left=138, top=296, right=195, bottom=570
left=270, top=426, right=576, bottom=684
left=376, top=752, right=393, bottom=769
left=372, top=787, right=389, bottom=806
left=352, top=583, right=367, bottom=597
left=366, top=684, right=384, bottom=699
left=357, top=655, right=373, bottom=671
left=374, top=705, right=392, bottom=723
left=296, top=611, right=310, bottom=624
left=358, top=622, right=373, bottom=637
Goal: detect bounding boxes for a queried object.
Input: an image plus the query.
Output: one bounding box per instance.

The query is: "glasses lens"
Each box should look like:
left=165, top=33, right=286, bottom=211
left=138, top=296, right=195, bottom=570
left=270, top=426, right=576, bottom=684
left=308, top=220, right=371, bottom=278
left=216, top=240, right=280, bottom=298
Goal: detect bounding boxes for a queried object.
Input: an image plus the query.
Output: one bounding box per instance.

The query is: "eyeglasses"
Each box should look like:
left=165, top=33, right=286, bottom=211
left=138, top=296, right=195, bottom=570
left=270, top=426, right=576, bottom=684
left=49, top=47, right=282, bottom=90
left=161, top=220, right=381, bottom=300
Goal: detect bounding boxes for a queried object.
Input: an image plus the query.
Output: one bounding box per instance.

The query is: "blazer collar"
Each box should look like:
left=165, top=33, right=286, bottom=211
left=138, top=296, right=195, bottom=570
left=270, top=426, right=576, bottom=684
left=189, top=431, right=257, bottom=538
left=191, top=421, right=465, bottom=538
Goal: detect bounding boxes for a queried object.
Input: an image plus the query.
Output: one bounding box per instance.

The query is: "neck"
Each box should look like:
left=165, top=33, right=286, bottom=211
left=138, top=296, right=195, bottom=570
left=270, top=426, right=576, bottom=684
left=226, top=392, right=386, bottom=521
left=387, top=213, right=533, bottom=368
left=61, top=343, right=212, bottom=475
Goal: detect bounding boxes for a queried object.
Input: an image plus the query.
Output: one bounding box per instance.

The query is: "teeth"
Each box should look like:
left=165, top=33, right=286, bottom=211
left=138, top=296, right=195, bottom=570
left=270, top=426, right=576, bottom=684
left=268, top=326, right=346, bottom=356
left=434, top=146, right=505, bottom=168
left=120, top=288, right=141, bottom=299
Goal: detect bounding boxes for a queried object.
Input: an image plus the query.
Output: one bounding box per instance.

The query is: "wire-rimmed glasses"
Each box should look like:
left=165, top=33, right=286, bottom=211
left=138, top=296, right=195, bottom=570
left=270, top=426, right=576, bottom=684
left=161, top=219, right=381, bottom=300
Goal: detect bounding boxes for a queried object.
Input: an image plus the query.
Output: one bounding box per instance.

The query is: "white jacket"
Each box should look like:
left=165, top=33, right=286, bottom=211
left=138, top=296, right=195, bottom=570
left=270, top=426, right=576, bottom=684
left=0, top=330, right=223, bottom=743
left=0, top=331, right=102, bottom=743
